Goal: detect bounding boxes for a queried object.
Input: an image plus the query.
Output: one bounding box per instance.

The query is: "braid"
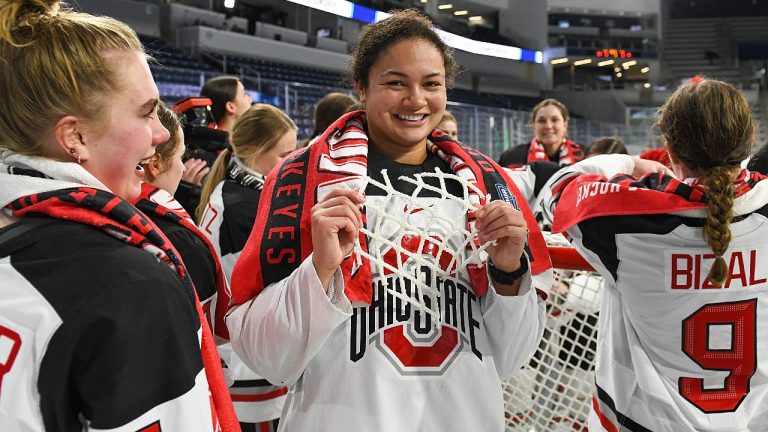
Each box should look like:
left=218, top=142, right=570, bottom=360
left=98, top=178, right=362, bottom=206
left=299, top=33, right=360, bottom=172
left=702, top=166, right=737, bottom=286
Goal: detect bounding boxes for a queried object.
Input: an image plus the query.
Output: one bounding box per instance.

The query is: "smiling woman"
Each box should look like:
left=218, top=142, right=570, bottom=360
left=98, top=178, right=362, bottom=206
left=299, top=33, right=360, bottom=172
left=0, top=1, right=237, bottom=431
left=498, top=98, right=584, bottom=168
left=226, top=9, right=551, bottom=431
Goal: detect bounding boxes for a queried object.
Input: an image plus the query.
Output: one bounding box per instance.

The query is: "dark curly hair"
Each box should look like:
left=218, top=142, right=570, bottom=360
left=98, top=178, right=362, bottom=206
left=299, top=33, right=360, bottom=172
left=348, top=9, right=460, bottom=89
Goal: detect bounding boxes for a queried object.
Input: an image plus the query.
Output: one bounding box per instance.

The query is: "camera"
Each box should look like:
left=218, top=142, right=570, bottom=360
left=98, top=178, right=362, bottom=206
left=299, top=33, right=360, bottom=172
left=171, top=97, right=230, bottom=220
left=172, top=97, right=229, bottom=167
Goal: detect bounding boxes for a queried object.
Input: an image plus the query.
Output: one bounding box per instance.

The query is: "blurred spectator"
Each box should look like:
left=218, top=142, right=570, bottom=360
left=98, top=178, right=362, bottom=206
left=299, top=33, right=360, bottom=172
left=302, top=92, right=357, bottom=147
left=437, top=111, right=459, bottom=139
left=586, top=136, right=628, bottom=158
left=498, top=98, right=584, bottom=168
left=201, top=75, right=253, bottom=134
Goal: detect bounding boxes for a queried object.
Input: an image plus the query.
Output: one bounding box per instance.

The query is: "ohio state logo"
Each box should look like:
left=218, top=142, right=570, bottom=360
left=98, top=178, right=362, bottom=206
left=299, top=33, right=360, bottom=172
left=349, top=233, right=483, bottom=375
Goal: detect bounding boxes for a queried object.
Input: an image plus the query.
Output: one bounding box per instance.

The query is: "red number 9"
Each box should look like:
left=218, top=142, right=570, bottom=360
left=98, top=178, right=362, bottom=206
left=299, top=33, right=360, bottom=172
left=680, top=299, right=757, bottom=413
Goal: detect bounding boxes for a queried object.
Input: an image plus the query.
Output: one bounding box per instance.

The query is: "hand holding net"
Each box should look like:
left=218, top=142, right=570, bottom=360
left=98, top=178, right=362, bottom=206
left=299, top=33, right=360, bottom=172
left=352, top=168, right=493, bottom=324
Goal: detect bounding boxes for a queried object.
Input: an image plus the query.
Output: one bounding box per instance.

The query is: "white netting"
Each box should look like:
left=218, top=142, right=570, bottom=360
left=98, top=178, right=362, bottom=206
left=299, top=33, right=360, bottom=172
left=351, top=169, right=491, bottom=324
left=503, top=232, right=604, bottom=432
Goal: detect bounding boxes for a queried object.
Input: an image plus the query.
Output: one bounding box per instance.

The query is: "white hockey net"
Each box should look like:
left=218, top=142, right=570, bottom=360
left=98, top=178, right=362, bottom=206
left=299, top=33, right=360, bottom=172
left=352, top=169, right=492, bottom=324
left=503, top=232, right=604, bottom=432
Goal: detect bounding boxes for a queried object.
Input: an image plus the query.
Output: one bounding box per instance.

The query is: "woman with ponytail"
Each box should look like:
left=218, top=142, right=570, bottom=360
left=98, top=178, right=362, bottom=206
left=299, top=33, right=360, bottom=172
left=197, top=103, right=297, bottom=431
left=540, top=78, right=768, bottom=431
left=0, top=1, right=237, bottom=430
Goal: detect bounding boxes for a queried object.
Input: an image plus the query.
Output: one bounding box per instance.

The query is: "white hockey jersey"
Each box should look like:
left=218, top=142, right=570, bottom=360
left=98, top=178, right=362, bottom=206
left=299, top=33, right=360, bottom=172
left=227, top=153, right=547, bottom=431
left=543, top=154, right=768, bottom=432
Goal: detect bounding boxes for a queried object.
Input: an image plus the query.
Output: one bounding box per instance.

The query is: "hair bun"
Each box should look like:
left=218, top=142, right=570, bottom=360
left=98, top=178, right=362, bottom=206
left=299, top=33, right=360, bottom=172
left=0, top=0, right=61, bottom=46
left=14, top=0, right=59, bottom=14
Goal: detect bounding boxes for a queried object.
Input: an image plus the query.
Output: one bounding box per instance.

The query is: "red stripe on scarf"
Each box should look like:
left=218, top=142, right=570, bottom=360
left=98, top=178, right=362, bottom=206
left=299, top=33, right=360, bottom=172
left=527, top=138, right=583, bottom=166
left=231, top=110, right=552, bottom=306
left=9, top=186, right=240, bottom=432
left=552, top=170, right=767, bottom=233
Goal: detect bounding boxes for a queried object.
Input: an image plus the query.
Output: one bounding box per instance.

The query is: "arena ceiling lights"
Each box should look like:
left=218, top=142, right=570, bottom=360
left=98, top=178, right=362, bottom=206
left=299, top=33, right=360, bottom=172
left=282, top=0, right=542, bottom=63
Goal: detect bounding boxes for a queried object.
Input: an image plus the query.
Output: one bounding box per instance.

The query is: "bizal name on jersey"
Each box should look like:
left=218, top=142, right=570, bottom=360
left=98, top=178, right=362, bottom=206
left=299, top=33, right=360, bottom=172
left=669, top=248, right=767, bottom=290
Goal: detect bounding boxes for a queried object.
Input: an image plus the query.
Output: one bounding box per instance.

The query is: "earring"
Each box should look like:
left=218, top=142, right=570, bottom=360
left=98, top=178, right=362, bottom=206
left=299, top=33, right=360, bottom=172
left=69, top=148, right=80, bottom=165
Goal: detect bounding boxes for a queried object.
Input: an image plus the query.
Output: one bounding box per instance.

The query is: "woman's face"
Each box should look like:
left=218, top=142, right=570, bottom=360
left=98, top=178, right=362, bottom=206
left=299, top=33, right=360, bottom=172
left=150, top=127, right=186, bottom=195
left=251, top=129, right=298, bottom=176
left=81, top=51, right=169, bottom=202
left=533, top=104, right=568, bottom=150
left=355, top=38, right=447, bottom=163
left=231, top=81, right=252, bottom=119
left=437, top=119, right=458, bottom=139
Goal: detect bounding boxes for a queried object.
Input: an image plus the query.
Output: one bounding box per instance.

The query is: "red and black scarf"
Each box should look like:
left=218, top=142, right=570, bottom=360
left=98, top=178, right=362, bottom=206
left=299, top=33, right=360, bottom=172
left=527, top=137, right=583, bottom=166
left=7, top=184, right=240, bottom=432
left=231, top=110, right=552, bottom=306
left=552, top=168, right=768, bottom=233
left=134, top=183, right=232, bottom=341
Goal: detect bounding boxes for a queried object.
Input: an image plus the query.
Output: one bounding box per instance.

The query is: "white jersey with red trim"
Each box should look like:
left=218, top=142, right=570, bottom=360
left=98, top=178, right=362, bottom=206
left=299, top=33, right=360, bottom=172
left=227, top=155, right=547, bottom=431
left=543, top=155, right=768, bottom=432
left=0, top=219, right=215, bottom=432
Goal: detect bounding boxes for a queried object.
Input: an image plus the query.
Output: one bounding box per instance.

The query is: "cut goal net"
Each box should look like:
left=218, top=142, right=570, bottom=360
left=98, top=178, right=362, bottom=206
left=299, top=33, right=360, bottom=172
left=503, top=232, right=603, bottom=432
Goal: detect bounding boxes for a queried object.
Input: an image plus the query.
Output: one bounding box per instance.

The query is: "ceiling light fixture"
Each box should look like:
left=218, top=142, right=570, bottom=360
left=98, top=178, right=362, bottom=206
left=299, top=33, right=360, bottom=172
left=622, top=60, right=637, bottom=69
left=598, top=59, right=615, bottom=67
left=454, top=10, right=469, bottom=16
left=573, top=58, right=592, bottom=66
left=438, top=4, right=453, bottom=10
left=551, top=58, right=569, bottom=65
left=468, top=15, right=483, bottom=22
left=641, top=66, right=650, bottom=73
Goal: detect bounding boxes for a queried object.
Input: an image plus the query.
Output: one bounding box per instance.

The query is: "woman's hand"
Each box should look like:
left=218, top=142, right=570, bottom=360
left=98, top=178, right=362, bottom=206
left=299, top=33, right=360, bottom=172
left=311, top=189, right=365, bottom=290
left=181, top=158, right=210, bottom=186
left=475, top=201, right=527, bottom=273
left=631, top=156, right=674, bottom=178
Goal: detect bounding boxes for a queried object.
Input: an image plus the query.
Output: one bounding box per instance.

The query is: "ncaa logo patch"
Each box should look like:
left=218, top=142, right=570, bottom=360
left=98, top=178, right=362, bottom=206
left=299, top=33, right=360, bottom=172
left=495, top=184, right=519, bottom=210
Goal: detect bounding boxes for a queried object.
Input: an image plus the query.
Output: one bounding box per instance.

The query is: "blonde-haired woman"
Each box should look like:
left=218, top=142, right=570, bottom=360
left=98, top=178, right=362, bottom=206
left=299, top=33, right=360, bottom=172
left=542, top=78, right=768, bottom=431
left=198, top=103, right=297, bottom=431
left=0, top=1, right=237, bottom=430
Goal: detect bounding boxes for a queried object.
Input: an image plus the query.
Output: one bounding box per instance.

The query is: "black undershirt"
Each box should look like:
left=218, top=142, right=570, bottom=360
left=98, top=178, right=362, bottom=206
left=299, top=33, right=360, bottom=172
left=366, top=149, right=463, bottom=198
